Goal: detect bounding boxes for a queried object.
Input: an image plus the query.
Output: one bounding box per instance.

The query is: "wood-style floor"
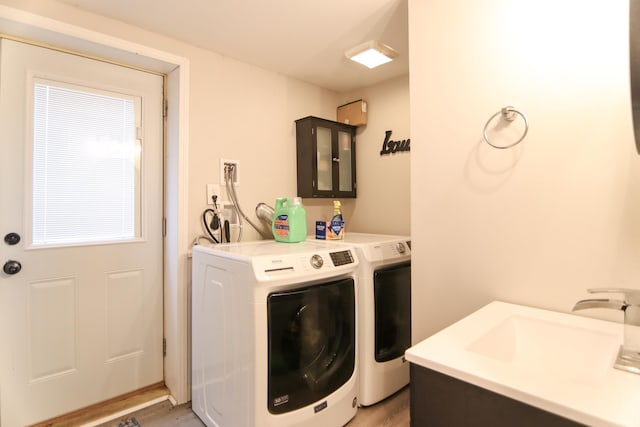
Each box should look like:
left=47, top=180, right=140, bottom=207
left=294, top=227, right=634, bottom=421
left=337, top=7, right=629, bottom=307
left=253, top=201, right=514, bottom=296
left=96, top=386, right=410, bottom=427
left=347, top=386, right=410, bottom=427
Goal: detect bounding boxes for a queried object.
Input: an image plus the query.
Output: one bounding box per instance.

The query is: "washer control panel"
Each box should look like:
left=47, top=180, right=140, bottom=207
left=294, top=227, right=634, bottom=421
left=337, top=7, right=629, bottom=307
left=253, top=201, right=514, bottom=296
left=310, top=254, right=324, bottom=269
left=247, top=244, right=358, bottom=281
left=329, top=250, right=355, bottom=267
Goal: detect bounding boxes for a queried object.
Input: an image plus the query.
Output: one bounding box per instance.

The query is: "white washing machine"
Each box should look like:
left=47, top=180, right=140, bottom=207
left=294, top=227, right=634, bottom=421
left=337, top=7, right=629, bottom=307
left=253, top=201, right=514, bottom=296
left=313, top=233, right=411, bottom=406
left=191, top=240, right=360, bottom=427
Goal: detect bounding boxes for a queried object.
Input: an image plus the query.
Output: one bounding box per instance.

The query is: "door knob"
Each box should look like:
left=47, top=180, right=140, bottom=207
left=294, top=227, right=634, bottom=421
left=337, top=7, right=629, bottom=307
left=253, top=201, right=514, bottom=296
left=3, top=260, right=21, bottom=275
left=4, top=232, right=20, bottom=245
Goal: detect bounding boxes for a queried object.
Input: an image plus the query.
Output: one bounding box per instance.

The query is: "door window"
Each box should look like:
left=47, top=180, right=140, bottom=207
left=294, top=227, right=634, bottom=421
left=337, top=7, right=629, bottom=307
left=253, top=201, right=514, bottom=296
left=30, top=78, right=142, bottom=247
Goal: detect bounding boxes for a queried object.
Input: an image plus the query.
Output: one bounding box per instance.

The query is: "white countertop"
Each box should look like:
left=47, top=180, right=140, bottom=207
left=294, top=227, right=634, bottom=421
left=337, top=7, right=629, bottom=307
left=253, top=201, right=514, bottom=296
left=405, top=301, right=640, bottom=427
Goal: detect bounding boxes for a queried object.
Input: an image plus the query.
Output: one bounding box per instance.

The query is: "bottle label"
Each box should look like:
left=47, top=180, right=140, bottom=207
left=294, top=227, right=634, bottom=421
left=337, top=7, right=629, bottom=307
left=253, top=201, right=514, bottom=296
left=315, top=221, right=327, bottom=240
left=274, top=214, right=289, bottom=238
left=328, top=219, right=344, bottom=239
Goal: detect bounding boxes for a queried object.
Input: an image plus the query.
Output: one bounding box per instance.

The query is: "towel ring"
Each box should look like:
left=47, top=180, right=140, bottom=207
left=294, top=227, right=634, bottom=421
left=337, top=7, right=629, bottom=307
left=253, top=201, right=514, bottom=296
left=482, top=106, right=529, bottom=149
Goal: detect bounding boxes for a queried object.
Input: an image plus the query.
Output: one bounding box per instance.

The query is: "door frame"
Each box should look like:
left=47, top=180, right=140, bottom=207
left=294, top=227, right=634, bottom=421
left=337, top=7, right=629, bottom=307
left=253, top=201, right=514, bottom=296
left=0, top=5, right=192, bottom=404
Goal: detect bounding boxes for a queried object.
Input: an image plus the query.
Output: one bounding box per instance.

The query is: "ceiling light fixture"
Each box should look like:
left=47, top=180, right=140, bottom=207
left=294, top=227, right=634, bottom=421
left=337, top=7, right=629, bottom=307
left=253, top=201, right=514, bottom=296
left=345, top=40, right=398, bottom=69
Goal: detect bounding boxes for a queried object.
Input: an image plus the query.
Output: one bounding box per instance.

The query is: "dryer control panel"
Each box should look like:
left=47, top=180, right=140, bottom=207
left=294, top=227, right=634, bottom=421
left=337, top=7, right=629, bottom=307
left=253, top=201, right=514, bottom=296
left=359, top=239, right=411, bottom=263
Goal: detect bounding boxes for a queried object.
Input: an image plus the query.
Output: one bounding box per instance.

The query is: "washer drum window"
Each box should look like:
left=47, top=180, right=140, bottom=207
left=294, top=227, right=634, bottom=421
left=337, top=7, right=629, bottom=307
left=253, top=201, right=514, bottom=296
left=374, top=262, right=411, bottom=363
left=267, top=278, right=356, bottom=414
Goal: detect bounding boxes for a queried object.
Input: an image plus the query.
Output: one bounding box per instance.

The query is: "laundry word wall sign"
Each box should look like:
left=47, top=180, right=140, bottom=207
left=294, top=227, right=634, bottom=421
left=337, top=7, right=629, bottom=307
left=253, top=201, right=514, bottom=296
left=380, top=130, right=410, bottom=155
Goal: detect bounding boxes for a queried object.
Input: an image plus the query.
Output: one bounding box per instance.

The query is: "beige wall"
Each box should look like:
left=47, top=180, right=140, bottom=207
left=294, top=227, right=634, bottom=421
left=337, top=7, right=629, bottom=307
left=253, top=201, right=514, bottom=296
left=409, top=0, right=640, bottom=342
left=304, top=75, right=411, bottom=237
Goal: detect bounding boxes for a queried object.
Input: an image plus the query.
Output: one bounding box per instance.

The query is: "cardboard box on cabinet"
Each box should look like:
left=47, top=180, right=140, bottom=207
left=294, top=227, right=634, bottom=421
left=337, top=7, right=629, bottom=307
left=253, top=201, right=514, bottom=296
left=337, top=99, right=367, bottom=126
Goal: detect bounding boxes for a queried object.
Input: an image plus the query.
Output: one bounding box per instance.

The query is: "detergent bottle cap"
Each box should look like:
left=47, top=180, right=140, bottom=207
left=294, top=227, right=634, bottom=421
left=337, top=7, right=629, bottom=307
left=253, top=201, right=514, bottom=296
left=292, top=197, right=303, bottom=205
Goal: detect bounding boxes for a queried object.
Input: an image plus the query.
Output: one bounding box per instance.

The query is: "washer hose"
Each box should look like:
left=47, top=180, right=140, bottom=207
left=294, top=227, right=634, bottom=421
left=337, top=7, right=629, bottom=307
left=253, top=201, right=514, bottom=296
left=224, top=163, right=272, bottom=241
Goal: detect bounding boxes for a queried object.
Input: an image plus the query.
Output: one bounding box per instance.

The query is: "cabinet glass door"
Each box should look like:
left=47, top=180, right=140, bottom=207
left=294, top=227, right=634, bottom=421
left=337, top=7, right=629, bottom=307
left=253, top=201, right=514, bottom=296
left=316, top=126, right=332, bottom=191
left=338, top=130, right=353, bottom=192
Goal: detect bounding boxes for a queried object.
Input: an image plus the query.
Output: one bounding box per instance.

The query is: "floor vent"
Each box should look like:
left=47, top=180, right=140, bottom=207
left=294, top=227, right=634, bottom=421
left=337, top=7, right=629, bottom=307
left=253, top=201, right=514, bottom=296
left=118, top=417, right=140, bottom=427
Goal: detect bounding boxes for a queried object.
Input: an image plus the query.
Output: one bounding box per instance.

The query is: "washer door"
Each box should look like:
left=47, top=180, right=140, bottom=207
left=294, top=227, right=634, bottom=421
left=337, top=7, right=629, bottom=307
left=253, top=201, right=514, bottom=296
left=374, top=262, right=411, bottom=363
left=267, top=277, right=355, bottom=414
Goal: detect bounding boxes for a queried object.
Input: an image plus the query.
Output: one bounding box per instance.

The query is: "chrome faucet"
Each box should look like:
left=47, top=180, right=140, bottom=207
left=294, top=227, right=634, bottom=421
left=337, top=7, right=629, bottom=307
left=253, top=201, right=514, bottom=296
left=573, top=288, right=640, bottom=375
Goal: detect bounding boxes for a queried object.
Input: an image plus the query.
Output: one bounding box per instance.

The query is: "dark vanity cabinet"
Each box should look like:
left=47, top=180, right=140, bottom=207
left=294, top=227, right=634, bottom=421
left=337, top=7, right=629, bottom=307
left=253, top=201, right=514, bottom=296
left=410, top=365, right=586, bottom=427
left=295, top=116, right=356, bottom=198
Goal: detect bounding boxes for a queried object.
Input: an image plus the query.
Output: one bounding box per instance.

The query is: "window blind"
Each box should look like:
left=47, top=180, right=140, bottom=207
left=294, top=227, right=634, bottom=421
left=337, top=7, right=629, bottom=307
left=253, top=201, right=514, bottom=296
left=32, top=81, right=141, bottom=246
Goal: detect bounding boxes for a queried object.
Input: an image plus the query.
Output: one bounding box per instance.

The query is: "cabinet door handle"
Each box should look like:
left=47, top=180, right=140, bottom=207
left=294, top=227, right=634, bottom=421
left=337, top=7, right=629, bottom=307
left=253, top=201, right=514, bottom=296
left=332, top=157, right=340, bottom=162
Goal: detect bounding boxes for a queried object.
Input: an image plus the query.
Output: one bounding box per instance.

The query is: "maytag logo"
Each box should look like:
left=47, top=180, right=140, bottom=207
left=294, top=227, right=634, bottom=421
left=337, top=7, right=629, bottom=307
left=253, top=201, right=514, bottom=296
left=314, top=400, right=328, bottom=413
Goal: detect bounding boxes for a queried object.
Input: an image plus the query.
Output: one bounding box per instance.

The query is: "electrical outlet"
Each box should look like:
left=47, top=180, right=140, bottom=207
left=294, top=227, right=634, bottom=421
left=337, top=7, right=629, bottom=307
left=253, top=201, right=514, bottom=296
left=206, top=184, right=221, bottom=205
left=221, top=203, right=239, bottom=226
left=220, top=158, right=240, bottom=185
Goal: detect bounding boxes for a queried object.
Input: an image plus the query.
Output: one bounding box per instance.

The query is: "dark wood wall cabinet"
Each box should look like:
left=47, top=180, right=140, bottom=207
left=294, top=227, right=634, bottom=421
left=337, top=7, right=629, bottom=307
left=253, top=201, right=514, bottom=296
left=295, top=116, right=357, bottom=198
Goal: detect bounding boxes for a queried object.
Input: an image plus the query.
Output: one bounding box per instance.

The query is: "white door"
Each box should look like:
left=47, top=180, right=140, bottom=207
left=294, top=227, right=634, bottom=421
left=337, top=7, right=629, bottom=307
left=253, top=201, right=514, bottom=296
left=0, top=39, right=164, bottom=427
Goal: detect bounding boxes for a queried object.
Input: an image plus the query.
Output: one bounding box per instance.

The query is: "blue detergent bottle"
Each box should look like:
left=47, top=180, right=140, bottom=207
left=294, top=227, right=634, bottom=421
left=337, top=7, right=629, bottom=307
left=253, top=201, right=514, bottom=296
left=272, top=197, right=307, bottom=242
left=328, top=200, right=344, bottom=239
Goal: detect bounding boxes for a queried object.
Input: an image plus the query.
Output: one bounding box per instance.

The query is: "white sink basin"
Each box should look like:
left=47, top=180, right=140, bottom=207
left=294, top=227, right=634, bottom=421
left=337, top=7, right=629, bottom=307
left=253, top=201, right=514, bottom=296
left=406, top=301, right=640, bottom=427
left=466, top=314, right=620, bottom=385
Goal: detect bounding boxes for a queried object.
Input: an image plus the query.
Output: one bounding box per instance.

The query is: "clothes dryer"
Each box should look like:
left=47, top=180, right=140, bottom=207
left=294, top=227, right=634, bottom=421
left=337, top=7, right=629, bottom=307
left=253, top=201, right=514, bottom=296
left=314, top=233, right=411, bottom=406
left=192, top=240, right=360, bottom=427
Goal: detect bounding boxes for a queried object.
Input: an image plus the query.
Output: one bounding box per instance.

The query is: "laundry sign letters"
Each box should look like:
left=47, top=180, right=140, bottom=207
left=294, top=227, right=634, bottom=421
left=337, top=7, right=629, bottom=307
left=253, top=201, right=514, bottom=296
left=380, top=130, right=410, bottom=155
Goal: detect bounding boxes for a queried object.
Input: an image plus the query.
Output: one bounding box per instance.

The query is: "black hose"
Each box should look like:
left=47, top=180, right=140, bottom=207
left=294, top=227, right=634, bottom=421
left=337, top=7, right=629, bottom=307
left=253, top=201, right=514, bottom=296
left=224, top=220, right=231, bottom=243
left=202, top=208, right=220, bottom=244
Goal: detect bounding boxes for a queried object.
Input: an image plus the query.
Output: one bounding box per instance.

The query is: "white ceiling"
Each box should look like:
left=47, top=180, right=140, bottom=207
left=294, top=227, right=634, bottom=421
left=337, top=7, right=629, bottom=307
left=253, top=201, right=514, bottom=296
left=56, top=0, right=409, bottom=93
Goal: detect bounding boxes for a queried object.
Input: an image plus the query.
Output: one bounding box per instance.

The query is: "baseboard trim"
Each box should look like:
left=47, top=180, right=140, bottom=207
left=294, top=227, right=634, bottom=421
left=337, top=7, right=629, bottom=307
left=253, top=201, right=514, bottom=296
left=82, top=394, right=170, bottom=427
left=29, top=382, right=170, bottom=427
